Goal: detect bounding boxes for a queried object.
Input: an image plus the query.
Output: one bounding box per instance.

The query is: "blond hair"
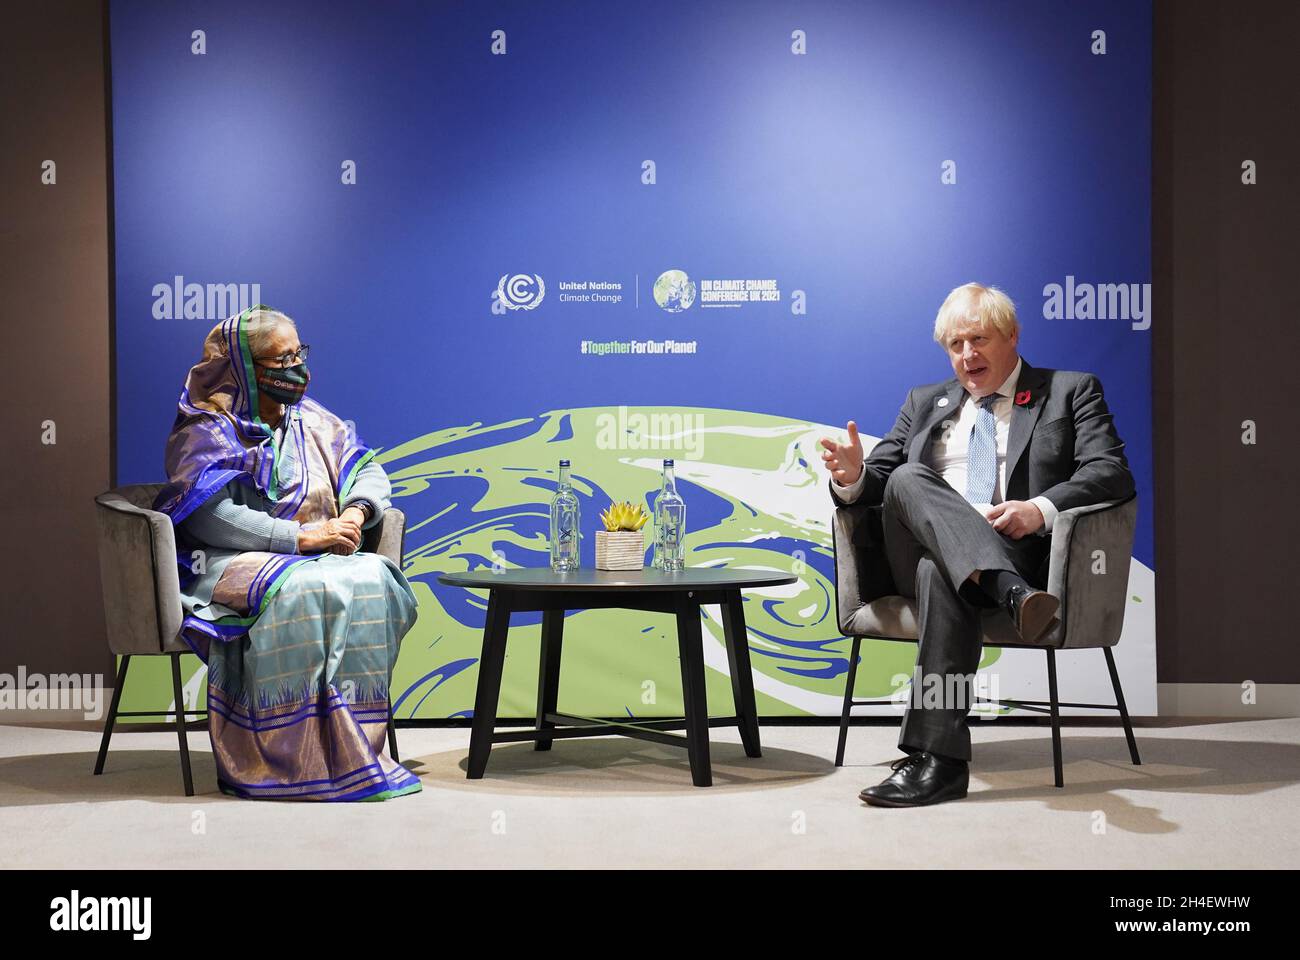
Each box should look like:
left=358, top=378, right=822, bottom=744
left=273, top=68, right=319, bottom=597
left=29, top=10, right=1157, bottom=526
left=933, top=283, right=1019, bottom=344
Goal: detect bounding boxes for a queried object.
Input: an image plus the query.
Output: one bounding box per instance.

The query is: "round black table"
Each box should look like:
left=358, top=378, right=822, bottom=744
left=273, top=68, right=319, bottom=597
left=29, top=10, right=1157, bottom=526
left=437, top=567, right=797, bottom=787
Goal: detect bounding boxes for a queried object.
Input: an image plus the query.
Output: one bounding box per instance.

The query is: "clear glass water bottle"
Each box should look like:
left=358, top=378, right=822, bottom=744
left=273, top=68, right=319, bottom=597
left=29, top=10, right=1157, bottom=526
left=653, top=458, right=686, bottom=571
left=549, top=459, right=580, bottom=571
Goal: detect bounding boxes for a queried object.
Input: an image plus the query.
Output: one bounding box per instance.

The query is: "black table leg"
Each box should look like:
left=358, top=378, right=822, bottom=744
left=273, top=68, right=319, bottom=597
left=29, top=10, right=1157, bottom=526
left=675, top=593, right=712, bottom=787
left=721, top=589, right=762, bottom=758
left=534, top=608, right=564, bottom=751
left=467, top=591, right=511, bottom=779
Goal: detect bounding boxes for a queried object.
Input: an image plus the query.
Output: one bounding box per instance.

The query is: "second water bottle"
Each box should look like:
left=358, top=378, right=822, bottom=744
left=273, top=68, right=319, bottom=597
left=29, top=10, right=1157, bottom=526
left=653, top=458, right=686, bottom=571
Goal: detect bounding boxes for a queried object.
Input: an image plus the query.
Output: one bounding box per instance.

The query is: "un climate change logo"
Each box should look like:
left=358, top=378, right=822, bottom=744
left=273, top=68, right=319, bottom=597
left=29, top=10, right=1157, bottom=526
left=497, top=273, right=546, bottom=310
left=653, top=269, right=696, bottom=313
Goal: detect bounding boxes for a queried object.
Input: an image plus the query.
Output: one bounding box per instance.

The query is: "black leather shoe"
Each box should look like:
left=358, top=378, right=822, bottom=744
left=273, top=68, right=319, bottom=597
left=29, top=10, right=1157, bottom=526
left=858, top=752, right=970, bottom=807
left=1004, top=584, right=1060, bottom=645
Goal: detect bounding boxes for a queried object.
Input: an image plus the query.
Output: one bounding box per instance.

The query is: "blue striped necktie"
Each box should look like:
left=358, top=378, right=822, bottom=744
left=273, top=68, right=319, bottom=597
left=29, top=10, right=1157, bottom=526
left=964, top=394, right=999, bottom=504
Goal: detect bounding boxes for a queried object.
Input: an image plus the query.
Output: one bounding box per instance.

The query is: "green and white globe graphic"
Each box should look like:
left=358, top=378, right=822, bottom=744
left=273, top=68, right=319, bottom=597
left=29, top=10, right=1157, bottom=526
left=653, top=269, right=697, bottom=312
left=118, top=406, right=1155, bottom=722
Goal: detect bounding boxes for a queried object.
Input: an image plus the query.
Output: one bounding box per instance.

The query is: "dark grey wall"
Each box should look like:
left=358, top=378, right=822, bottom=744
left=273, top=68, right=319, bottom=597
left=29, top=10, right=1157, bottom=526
left=0, top=0, right=1294, bottom=691
left=1152, top=0, right=1299, bottom=683
left=0, top=0, right=114, bottom=680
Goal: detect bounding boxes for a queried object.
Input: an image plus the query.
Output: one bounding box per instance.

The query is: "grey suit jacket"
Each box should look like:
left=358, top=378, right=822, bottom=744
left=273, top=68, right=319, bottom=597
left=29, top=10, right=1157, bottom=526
left=830, top=359, right=1136, bottom=511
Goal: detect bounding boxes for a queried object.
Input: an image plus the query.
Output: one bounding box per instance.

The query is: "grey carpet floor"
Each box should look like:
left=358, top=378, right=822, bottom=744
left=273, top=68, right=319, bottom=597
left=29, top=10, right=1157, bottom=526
left=1, top=718, right=1296, bottom=868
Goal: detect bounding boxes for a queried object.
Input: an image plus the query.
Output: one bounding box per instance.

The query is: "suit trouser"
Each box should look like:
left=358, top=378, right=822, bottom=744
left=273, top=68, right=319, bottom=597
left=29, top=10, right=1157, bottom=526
left=881, top=462, right=1049, bottom=761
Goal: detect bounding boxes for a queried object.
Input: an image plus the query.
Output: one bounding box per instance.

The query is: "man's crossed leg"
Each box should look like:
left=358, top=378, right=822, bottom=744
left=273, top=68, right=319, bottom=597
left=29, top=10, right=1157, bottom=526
left=859, top=462, right=1054, bottom=807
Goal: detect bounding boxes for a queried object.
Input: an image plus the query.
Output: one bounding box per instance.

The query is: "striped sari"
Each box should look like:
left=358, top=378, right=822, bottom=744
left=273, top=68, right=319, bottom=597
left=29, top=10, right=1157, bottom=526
left=154, top=308, right=421, bottom=801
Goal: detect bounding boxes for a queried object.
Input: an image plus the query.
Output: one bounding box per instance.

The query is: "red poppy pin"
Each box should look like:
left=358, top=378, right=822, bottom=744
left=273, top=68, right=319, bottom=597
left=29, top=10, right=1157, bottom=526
left=1014, top=390, right=1032, bottom=406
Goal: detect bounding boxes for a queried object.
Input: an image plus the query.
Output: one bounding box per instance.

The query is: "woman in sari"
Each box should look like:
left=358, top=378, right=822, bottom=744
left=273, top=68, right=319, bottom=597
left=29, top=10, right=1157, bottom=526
left=154, top=305, right=421, bottom=801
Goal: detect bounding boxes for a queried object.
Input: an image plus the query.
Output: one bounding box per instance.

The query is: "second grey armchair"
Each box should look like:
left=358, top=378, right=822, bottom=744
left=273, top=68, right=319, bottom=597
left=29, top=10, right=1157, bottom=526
left=831, top=496, right=1142, bottom=787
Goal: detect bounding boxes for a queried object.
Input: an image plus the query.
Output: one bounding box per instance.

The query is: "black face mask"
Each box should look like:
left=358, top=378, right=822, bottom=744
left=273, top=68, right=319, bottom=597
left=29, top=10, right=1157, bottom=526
left=255, top=363, right=311, bottom=405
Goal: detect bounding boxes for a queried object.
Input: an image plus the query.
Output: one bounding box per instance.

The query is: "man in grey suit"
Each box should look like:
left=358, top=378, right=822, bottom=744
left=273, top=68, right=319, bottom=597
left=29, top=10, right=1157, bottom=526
left=819, top=283, right=1135, bottom=807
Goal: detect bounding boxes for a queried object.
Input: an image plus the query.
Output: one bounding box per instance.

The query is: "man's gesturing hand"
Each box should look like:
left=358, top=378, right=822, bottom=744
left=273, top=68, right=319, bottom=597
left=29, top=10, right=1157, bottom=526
left=819, top=421, right=865, bottom=487
left=984, top=500, right=1044, bottom=540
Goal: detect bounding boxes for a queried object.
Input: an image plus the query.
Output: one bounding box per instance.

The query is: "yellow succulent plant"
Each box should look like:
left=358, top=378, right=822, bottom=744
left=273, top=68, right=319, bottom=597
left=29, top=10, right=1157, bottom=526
left=600, top=500, right=649, bottom=532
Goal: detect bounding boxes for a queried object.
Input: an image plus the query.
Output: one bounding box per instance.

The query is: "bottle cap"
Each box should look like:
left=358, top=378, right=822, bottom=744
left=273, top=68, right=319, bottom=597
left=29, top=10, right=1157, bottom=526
left=663, top=458, right=674, bottom=466
left=559, top=459, right=571, bottom=467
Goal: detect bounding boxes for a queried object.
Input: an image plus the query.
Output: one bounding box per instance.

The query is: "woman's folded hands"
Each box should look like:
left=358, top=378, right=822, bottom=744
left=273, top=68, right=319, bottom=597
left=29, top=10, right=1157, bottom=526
left=297, top=512, right=365, bottom=555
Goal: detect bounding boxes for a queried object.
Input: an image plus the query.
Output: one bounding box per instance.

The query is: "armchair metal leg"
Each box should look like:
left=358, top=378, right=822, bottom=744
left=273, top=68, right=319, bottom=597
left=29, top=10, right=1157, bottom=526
left=835, top=636, right=862, bottom=767
left=387, top=702, right=400, bottom=763
left=169, top=653, right=195, bottom=797
left=93, top=654, right=131, bottom=776
left=1103, top=646, right=1141, bottom=766
left=1045, top=649, right=1064, bottom=788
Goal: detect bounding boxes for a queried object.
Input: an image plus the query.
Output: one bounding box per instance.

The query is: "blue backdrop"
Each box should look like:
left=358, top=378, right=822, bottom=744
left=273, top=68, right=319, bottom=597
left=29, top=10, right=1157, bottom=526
left=109, top=0, right=1154, bottom=718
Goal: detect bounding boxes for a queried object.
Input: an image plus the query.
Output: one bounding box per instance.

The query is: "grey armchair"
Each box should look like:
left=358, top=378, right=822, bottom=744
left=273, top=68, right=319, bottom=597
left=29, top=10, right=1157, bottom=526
left=831, top=497, right=1142, bottom=786
left=92, top=483, right=407, bottom=795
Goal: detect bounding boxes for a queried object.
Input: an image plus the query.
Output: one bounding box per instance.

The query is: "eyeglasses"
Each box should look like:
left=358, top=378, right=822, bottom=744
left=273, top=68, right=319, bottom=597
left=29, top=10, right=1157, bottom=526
left=253, top=345, right=310, bottom=367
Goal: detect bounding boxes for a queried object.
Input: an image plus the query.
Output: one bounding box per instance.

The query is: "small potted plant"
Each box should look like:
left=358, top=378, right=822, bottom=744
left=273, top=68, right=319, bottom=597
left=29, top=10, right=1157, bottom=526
left=595, top=500, right=649, bottom=570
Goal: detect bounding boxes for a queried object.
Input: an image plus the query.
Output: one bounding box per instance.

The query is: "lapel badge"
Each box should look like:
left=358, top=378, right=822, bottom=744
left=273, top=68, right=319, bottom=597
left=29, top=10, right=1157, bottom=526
left=937, top=397, right=949, bottom=408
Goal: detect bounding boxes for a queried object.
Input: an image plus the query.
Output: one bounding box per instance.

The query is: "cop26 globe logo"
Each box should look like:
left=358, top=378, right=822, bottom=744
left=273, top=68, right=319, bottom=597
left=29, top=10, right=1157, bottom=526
left=653, top=269, right=696, bottom=312
left=497, top=273, right=546, bottom=310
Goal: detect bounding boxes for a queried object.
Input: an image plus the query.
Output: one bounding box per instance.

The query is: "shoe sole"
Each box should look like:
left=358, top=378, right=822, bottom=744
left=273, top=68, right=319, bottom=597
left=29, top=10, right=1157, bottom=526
left=1018, top=593, right=1061, bottom=645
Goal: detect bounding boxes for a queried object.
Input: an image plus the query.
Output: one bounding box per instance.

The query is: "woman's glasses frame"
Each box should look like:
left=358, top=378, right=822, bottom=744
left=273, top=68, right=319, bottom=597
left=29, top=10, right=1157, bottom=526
left=252, top=345, right=311, bottom=368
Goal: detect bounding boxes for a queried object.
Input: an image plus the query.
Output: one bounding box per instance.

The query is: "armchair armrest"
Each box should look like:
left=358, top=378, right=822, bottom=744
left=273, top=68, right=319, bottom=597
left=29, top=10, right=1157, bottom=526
left=362, top=507, right=406, bottom=567
left=1045, top=496, right=1138, bottom=649
left=831, top=503, right=897, bottom=636
left=93, top=491, right=184, bottom=654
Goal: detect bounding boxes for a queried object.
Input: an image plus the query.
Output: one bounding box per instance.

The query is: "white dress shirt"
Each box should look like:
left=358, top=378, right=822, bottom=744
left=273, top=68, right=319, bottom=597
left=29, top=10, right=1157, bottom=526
left=832, top=357, right=1058, bottom=533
